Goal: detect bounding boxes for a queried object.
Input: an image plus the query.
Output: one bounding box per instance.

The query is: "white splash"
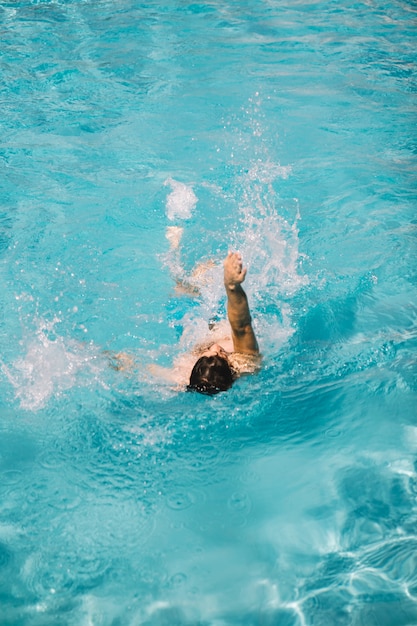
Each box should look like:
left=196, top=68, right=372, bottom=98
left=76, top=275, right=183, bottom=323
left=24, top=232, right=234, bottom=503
left=162, top=159, right=306, bottom=359
left=1, top=319, right=103, bottom=411
left=236, top=159, right=307, bottom=297
left=164, top=177, right=198, bottom=221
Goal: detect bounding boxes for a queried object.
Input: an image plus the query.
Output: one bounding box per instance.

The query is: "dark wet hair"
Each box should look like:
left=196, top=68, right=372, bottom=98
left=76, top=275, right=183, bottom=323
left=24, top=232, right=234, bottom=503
left=187, top=355, right=234, bottom=395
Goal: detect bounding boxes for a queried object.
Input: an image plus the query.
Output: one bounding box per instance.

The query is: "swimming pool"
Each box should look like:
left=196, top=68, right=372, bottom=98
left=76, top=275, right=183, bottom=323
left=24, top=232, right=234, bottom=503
left=1, top=0, right=416, bottom=623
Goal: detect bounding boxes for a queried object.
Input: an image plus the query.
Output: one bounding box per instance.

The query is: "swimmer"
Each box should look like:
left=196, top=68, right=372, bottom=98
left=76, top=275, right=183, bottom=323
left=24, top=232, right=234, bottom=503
left=148, top=248, right=260, bottom=394
left=110, top=230, right=260, bottom=394
left=186, top=250, right=259, bottom=395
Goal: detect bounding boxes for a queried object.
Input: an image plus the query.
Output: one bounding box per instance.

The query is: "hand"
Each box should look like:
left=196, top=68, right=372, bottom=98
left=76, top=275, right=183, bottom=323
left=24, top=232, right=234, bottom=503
left=224, top=251, right=247, bottom=289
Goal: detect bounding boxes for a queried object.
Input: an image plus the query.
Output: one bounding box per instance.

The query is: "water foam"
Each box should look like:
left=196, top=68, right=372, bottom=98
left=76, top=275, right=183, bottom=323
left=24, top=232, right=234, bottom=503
left=164, top=178, right=198, bottom=221
left=238, top=161, right=305, bottom=290
left=162, top=159, right=307, bottom=359
left=1, top=318, right=103, bottom=411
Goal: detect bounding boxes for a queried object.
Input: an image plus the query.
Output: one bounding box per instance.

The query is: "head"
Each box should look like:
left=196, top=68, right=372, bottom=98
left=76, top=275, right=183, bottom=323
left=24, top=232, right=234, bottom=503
left=187, top=346, right=234, bottom=395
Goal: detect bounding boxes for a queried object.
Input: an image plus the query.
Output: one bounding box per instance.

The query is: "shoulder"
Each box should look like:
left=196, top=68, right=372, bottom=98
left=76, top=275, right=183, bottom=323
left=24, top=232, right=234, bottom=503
left=228, top=351, right=262, bottom=376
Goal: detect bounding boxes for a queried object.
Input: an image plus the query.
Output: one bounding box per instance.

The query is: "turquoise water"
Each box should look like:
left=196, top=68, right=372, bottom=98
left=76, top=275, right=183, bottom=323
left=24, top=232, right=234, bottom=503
left=1, top=0, right=416, bottom=624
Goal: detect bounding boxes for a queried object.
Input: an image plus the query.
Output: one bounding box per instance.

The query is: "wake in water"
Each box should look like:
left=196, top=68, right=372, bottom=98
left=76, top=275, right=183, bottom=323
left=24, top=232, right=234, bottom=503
left=3, top=158, right=306, bottom=410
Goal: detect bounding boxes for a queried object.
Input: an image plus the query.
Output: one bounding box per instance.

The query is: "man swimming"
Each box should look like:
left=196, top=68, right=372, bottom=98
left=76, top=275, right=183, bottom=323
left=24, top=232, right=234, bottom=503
left=109, top=241, right=260, bottom=394
left=186, top=250, right=260, bottom=395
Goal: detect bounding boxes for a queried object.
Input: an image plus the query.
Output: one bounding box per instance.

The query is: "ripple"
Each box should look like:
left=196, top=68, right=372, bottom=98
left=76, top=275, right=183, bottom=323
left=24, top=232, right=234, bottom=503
left=0, top=541, right=12, bottom=567
left=407, top=583, right=417, bottom=599
left=49, top=486, right=82, bottom=511
left=0, top=470, right=23, bottom=485
left=166, top=490, right=197, bottom=511
left=38, top=451, right=66, bottom=470
left=182, top=444, right=226, bottom=474
left=37, top=567, right=76, bottom=596
left=66, top=554, right=111, bottom=592
left=364, top=538, right=417, bottom=585
left=65, top=499, right=157, bottom=552
left=349, top=568, right=394, bottom=596
left=325, top=428, right=343, bottom=439
left=167, top=572, right=188, bottom=589
left=227, top=491, right=251, bottom=514
left=25, top=476, right=50, bottom=504
left=303, top=587, right=354, bottom=621
left=23, top=475, right=82, bottom=512
left=24, top=552, right=77, bottom=599
left=23, top=546, right=113, bottom=600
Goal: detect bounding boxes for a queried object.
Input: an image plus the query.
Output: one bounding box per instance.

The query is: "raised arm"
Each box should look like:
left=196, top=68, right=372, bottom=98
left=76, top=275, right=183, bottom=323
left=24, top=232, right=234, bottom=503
left=223, top=251, right=259, bottom=355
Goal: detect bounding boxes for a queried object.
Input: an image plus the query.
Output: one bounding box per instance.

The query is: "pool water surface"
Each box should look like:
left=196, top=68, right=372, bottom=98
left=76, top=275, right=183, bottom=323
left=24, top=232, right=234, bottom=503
left=0, top=0, right=416, bottom=624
